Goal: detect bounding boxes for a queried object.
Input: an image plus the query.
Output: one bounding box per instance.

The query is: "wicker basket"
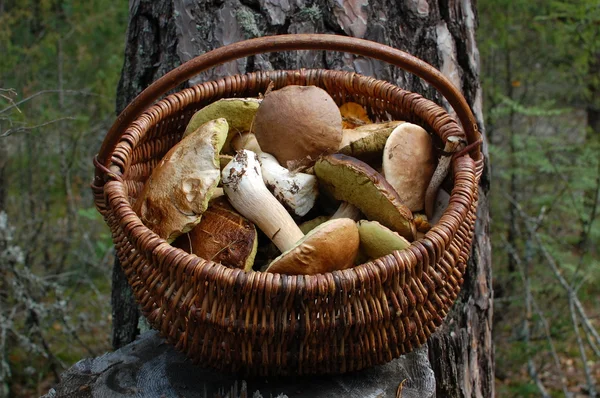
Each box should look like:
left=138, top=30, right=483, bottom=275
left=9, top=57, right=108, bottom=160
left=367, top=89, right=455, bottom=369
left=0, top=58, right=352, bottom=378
left=92, top=34, right=483, bottom=376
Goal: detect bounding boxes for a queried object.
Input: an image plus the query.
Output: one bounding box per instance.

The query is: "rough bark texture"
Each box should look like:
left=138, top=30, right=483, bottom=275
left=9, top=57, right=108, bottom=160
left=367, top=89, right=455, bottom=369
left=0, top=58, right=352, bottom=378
left=111, top=0, right=493, bottom=396
left=43, top=331, right=435, bottom=398
left=111, top=258, right=140, bottom=349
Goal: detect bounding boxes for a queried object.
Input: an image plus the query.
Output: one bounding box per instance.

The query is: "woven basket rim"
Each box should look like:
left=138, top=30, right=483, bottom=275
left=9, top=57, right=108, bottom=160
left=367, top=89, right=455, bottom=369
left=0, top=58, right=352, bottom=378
left=101, top=68, right=477, bottom=290
left=92, top=64, right=482, bottom=375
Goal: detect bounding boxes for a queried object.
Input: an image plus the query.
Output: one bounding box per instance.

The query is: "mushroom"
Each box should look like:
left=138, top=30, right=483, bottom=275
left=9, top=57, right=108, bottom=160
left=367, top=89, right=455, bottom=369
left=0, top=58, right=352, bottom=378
left=424, top=136, right=462, bottom=219
left=330, top=202, right=362, bottom=220
left=414, top=213, right=433, bottom=234
left=338, top=121, right=405, bottom=167
left=299, top=216, right=330, bottom=234
left=219, top=155, right=233, bottom=171
left=210, top=187, right=224, bottom=201
left=231, top=132, right=319, bottom=217
left=222, top=150, right=359, bottom=274
left=171, top=197, right=258, bottom=271
left=259, top=152, right=318, bottom=217
left=382, top=123, right=436, bottom=212
left=357, top=220, right=411, bottom=260
left=230, top=132, right=262, bottom=153
left=314, top=154, right=416, bottom=241
left=134, top=118, right=228, bottom=242
left=266, top=218, right=359, bottom=275
left=182, top=98, right=261, bottom=153
left=253, top=85, right=342, bottom=169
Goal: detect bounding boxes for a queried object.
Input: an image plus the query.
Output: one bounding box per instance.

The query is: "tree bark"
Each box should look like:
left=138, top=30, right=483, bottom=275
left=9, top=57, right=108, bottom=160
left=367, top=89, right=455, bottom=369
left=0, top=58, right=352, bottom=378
left=113, top=0, right=492, bottom=396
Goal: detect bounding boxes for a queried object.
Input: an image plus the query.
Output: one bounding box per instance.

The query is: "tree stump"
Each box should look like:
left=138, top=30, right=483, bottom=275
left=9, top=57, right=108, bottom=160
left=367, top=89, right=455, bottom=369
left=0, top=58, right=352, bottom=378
left=43, top=330, right=435, bottom=398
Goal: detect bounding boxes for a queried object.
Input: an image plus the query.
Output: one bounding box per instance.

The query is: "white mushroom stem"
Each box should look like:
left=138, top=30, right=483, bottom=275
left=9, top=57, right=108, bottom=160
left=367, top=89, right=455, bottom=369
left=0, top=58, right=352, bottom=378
left=424, top=136, right=462, bottom=219
left=231, top=132, right=262, bottom=153
left=222, top=150, right=304, bottom=252
left=258, top=153, right=318, bottom=217
left=232, top=132, right=318, bottom=217
left=331, top=202, right=362, bottom=220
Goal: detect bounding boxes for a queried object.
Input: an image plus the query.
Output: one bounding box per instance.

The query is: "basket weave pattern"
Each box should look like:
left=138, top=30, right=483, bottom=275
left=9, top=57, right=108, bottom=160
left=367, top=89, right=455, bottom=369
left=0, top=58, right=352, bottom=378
left=93, top=67, right=482, bottom=375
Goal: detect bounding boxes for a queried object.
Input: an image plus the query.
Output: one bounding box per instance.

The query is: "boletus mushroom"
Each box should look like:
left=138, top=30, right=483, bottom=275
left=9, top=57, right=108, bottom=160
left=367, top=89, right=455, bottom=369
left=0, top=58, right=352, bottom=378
left=182, top=98, right=261, bottom=153
left=315, top=154, right=416, bottom=241
left=357, top=220, right=411, bottom=260
left=266, top=218, right=359, bottom=275
left=221, top=150, right=359, bottom=275
left=338, top=121, right=405, bottom=167
left=134, top=118, right=228, bottom=242
left=231, top=132, right=319, bottom=217
left=171, top=197, right=258, bottom=271
left=382, top=123, right=436, bottom=212
left=253, top=85, right=342, bottom=169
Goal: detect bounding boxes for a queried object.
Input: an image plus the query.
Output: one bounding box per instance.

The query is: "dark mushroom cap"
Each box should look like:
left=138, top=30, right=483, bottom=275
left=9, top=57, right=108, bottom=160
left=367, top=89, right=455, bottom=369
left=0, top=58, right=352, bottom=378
left=172, top=197, right=258, bottom=271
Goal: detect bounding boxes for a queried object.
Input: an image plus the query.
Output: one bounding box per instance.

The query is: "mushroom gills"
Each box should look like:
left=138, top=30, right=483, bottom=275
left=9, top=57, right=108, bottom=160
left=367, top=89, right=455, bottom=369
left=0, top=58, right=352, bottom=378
left=315, top=154, right=416, bottom=241
left=338, top=121, right=404, bottom=167
left=357, top=220, right=410, bottom=260
left=182, top=98, right=261, bottom=153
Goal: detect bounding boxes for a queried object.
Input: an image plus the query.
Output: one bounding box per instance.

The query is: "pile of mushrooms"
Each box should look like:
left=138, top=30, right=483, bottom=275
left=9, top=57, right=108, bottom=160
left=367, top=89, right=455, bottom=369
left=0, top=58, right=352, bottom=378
left=133, top=85, right=462, bottom=275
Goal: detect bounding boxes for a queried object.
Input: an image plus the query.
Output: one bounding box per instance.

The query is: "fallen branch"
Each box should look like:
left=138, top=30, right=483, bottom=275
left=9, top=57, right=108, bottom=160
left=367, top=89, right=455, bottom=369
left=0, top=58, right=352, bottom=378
left=506, top=193, right=600, bottom=357
left=504, top=238, right=569, bottom=397
left=1, top=117, right=75, bottom=137
left=0, top=89, right=100, bottom=115
left=569, top=297, right=597, bottom=397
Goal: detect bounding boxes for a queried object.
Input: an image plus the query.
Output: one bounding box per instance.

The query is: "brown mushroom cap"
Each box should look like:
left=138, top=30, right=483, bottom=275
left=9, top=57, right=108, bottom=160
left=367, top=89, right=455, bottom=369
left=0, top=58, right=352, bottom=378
left=357, top=220, right=410, bottom=260
left=134, top=118, right=228, bottom=242
left=315, top=154, right=416, bottom=241
left=182, top=98, right=261, bottom=153
left=382, top=123, right=436, bottom=212
left=253, top=85, right=342, bottom=168
left=265, top=218, right=359, bottom=275
left=298, top=216, right=330, bottom=234
left=171, top=197, right=258, bottom=271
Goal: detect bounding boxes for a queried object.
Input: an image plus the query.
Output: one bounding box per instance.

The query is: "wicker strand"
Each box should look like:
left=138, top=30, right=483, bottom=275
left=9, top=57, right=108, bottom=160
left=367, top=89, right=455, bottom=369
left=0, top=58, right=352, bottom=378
left=94, top=69, right=481, bottom=375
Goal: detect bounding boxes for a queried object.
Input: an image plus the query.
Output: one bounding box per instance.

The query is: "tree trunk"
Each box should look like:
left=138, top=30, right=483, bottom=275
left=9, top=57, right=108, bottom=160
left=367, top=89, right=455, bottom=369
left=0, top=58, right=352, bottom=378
left=114, top=0, right=492, bottom=396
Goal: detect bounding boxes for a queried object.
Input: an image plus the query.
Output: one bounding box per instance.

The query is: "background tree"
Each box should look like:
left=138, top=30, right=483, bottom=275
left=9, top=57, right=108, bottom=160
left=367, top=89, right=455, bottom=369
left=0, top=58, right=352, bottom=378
left=112, top=0, right=492, bottom=396
left=0, top=1, right=127, bottom=396
left=480, top=0, right=599, bottom=395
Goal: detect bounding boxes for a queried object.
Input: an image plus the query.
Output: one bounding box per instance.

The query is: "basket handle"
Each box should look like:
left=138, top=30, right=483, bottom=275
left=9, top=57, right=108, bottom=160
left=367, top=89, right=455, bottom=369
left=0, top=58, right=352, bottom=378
left=94, top=34, right=481, bottom=184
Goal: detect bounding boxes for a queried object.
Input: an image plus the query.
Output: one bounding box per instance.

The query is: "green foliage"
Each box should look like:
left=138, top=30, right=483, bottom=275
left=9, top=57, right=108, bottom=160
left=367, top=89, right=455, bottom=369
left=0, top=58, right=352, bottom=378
left=479, top=0, right=600, bottom=395
left=0, top=0, right=128, bottom=395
